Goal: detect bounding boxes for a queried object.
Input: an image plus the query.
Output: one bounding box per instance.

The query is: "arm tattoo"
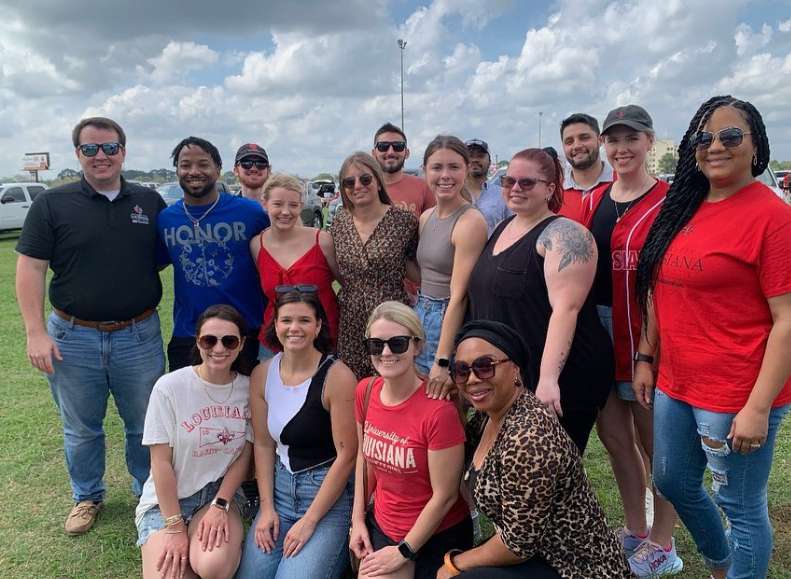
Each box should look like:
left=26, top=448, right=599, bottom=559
left=557, top=339, right=572, bottom=374
left=539, top=219, right=594, bottom=272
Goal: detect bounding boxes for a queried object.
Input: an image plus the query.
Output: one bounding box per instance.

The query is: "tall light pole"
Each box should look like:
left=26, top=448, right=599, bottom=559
left=398, top=39, right=407, bottom=131
left=538, top=111, right=543, bottom=148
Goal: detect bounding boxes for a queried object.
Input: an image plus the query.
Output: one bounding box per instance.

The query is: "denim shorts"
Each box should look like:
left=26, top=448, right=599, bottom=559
left=596, top=305, right=636, bottom=402
left=413, top=293, right=450, bottom=376
left=136, top=479, right=246, bottom=547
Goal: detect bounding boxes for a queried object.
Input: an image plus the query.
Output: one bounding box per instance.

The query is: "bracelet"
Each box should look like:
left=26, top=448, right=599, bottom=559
left=165, top=529, right=186, bottom=535
left=443, top=549, right=463, bottom=577
left=164, top=514, right=184, bottom=527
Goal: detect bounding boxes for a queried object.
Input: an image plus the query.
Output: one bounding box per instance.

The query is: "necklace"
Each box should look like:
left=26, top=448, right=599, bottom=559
left=504, top=214, right=548, bottom=240
left=612, top=175, right=653, bottom=223
left=196, top=364, right=236, bottom=404
left=464, top=416, right=504, bottom=480
left=183, top=195, right=221, bottom=232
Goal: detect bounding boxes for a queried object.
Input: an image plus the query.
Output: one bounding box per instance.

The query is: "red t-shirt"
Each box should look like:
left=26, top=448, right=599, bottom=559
left=355, top=377, right=468, bottom=540
left=387, top=174, right=436, bottom=219
left=557, top=189, right=583, bottom=222
left=654, top=182, right=791, bottom=412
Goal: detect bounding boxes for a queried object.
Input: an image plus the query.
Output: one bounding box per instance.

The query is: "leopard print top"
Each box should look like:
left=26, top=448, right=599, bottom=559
left=467, top=390, right=634, bottom=578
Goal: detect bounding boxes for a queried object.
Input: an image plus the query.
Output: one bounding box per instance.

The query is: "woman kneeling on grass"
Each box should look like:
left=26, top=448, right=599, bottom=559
left=136, top=305, right=253, bottom=579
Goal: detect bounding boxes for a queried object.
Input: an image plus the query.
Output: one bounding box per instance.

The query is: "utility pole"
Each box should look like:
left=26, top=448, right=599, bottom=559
left=398, top=39, right=407, bottom=131
left=538, top=111, right=543, bottom=148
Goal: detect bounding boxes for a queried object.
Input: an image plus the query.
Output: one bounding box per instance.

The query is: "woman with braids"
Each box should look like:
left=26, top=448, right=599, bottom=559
left=579, top=105, right=681, bottom=577
left=634, top=95, right=791, bottom=579
left=467, top=147, right=613, bottom=453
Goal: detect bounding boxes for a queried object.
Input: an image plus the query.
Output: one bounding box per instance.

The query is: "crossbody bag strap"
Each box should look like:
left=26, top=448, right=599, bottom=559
left=360, top=376, right=376, bottom=504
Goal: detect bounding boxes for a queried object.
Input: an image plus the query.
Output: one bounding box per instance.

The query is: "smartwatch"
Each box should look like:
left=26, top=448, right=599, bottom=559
left=398, top=539, right=418, bottom=560
left=211, top=497, right=230, bottom=512
left=633, top=352, right=655, bottom=365
left=436, top=358, right=450, bottom=369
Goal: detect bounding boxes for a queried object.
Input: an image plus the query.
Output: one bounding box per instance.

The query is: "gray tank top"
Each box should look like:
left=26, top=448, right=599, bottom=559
left=417, top=204, right=474, bottom=298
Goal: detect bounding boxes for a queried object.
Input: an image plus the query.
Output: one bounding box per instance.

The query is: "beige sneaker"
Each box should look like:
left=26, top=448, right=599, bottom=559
left=65, top=501, right=100, bottom=536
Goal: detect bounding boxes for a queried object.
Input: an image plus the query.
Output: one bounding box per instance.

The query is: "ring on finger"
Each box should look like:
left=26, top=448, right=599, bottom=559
left=750, top=443, right=761, bottom=448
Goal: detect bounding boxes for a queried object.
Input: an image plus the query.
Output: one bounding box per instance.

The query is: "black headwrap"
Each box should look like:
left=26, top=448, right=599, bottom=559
left=454, top=320, right=532, bottom=389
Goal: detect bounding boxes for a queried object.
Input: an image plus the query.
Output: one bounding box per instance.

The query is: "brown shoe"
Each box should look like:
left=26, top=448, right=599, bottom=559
left=65, top=501, right=100, bottom=536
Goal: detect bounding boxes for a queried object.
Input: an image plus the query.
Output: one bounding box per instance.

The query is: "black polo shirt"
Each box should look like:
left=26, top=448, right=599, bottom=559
left=16, top=177, right=167, bottom=321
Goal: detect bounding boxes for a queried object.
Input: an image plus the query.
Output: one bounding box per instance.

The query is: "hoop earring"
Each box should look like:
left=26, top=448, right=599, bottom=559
left=695, top=162, right=700, bottom=171
left=753, top=155, right=758, bottom=167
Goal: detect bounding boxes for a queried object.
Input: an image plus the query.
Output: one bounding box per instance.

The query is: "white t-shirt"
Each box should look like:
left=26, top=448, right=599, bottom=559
left=135, top=366, right=253, bottom=526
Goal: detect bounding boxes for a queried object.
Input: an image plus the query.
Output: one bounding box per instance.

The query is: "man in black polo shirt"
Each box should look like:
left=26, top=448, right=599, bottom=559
left=15, top=117, right=167, bottom=536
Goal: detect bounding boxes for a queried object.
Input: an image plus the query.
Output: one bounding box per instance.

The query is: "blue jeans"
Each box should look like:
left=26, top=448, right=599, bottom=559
left=653, top=388, right=789, bottom=578
left=47, top=311, right=165, bottom=502
left=413, top=293, right=450, bottom=376
left=596, top=305, right=635, bottom=401
left=235, top=461, right=354, bottom=579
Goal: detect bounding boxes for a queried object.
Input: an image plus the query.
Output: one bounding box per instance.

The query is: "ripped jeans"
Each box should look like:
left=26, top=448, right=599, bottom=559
left=653, top=388, right=789, bottom=579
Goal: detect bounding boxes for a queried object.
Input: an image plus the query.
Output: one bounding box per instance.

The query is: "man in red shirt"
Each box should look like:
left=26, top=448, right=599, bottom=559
left=372, top=122, right=436, bottom=218
left=559, top=113, right=613, bottom=222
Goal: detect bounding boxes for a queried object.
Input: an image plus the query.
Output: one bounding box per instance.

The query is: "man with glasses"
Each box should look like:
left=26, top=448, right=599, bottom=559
left=233, top=143, right=271, bottom=202
left=15, top=117, right=167, bottom=536
left=372, top=122, right=435, bottom=218
left=465, top=138, right=513, bottom=235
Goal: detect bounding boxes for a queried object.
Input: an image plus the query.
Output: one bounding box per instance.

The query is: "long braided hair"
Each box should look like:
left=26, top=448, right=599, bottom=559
left=635, top=95, right=770, bottom=319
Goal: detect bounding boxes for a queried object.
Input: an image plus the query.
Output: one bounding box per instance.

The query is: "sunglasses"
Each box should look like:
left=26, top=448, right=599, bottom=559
left=275, top=284, right=318, bottom=294
left=450, top=355, right=510, bottom=385
left=375, top=141, right=407, bottom=153
left=78, top=142, right=123, bottom=157
left=237, top=159, right=269, bottom=170
left=691, top=127, right=751, bottom=151
left=341, top=173, right=374, bottom=190
left=197, top=334, right=241, bottom=350
left=500, top=175, right=551, bottom=190
left=363, top=335, right=420, bottom=355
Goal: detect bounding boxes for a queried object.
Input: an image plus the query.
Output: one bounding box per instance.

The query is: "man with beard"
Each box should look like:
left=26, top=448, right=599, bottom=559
left=465, top=138, right=513, bottom=235
left=233, top=143, right=270, bottom=202
left=559, top=113, right=614, bottom=222
left=157, top=136, right=269, bottom=371
left=372, top=122, right=435, bottom=218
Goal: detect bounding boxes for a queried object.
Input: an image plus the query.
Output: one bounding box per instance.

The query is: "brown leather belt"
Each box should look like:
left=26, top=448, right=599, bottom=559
left=53, top=308, right=156, bottom=332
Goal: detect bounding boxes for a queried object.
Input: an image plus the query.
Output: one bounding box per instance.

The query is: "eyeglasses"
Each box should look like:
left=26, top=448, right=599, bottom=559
left=363, top=335, right=420, bottom=355
left=375, top=141, right=407, bottom=153
left=237, top=159, right=269, bottom=170
left=500, top=175, right=551, bottom=190
left=450, top=355, right=510, bottom=384
left=275, top=284, right=318, bottom=294
left=341, top=173, right=374, bottom=190
left=78, top=142, right=123, bottom=157
left=197, top=334, right=241, bottom=350
left=692, top=127, right=751, bottom=151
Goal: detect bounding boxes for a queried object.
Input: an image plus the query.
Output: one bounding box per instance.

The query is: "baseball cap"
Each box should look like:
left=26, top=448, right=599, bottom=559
left=235, top=143, right=269, bottom=164
left=465, top=139, right=491, bottom=155
left=601, top=105, right=653, bottom=134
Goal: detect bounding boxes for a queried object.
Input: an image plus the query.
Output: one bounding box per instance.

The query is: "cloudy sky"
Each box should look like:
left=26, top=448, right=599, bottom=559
left=1, top=0, right=789, bottom=180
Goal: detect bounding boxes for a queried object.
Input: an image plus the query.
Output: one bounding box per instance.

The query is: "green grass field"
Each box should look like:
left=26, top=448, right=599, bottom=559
left=0, top=231, right=789, bottom=578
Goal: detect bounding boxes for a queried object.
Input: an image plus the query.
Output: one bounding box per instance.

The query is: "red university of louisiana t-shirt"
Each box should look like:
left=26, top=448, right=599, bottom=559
left=654, top=182, right=791, bottom=412
left=387, top=174, right=436, bottom=219
left=355, top=377, right=468, bottom=540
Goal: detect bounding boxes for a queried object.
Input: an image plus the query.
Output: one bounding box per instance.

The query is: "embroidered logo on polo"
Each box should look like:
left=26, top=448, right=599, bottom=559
left=130, top=205, right=150, bottom=225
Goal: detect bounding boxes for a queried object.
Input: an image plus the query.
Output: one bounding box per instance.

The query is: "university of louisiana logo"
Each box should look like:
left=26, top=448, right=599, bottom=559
left=130, top=205, right=149, bottom=225
left=199, top=426, right=245, bottom=448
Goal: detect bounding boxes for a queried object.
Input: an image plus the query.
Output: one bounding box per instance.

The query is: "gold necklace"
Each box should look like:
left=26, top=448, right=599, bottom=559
left=612, top=175, right=652, bottom=223
left=196, top=364, right=235, bottom=405
left=183, top=195, right=221, bottom=232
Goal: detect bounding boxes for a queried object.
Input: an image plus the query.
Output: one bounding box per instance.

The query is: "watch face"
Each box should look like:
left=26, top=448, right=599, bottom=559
left=398, top=540, right=415, bottom=560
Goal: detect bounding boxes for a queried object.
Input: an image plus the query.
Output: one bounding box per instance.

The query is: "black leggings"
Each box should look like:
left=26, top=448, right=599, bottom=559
left=558, top=406, right=599, bottom=455
left=459, top=556, right=562, bottom=578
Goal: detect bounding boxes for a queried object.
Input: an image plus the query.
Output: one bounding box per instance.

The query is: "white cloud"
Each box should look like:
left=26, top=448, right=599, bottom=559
left=143, top=42, right=219, bottom=84
left=735, top=23, right=772, bottom=56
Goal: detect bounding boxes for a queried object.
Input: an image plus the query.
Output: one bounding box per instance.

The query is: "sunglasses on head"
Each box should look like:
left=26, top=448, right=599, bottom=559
left=237, top=159, right=269, bottom=170
left=375, top=141, right=407, bottom=153
left=451, top=355, right=510, bottom=385
left=342, top=173, right=374, bottom=190
left=499, top=175, right=551, bottom=190
left=363, top=335, right=420, bottom=355
left=78, top=142, right=123, bottom=157
left=275, top=284, right=318, bottom=294
left=691, top=127, right=751, bottom=151
left=197, top=334, right=241, bottom=350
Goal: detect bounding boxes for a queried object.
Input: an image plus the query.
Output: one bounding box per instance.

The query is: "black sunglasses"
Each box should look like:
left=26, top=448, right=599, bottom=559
left=237, top=159, right=269, bottom=170
left=375, top=141, right=407, bottom=153
left=342, top=173, right=374, bottom=190
left=275, top=284, right=318, bottom=294
left=78, top=142, right=123, bottom=157
left=691, top=127, right=751, bottom=151
left=451, top=355, right=510, bottom=385
left=500, top=175, right=551, bottom=190
left=363, top=335, right=420, bottom=355
left=197, top=334, right=241, bottom=350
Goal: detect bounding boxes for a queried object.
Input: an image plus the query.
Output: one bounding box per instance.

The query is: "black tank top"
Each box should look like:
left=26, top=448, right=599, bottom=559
left=467, top=216, right=613, bottom=410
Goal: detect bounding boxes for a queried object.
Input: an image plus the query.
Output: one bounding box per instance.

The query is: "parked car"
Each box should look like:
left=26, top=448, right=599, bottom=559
left=301, top=182, right=325, bottom=228
left=0, top=182, right=48, bottom=231
left=757, top=167, right=785, bottom=200
left=658, top=173, right=675, bottom=184
left=488, top=166, right=507, bottom=186
left=156, top=181, right=232, bottom=206
left=775, top=170, right=791, bottom=192
left=309, top=180, right=336, bottom=200
left=326, top=193, right=343, bottom=228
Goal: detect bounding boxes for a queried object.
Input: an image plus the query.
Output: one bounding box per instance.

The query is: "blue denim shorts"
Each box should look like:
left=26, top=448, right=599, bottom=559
left=136, top=479, right=246, bottom=547
left=596, top=305, right=636, bottom=402
left=413, top=293, right=450, bottom=376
